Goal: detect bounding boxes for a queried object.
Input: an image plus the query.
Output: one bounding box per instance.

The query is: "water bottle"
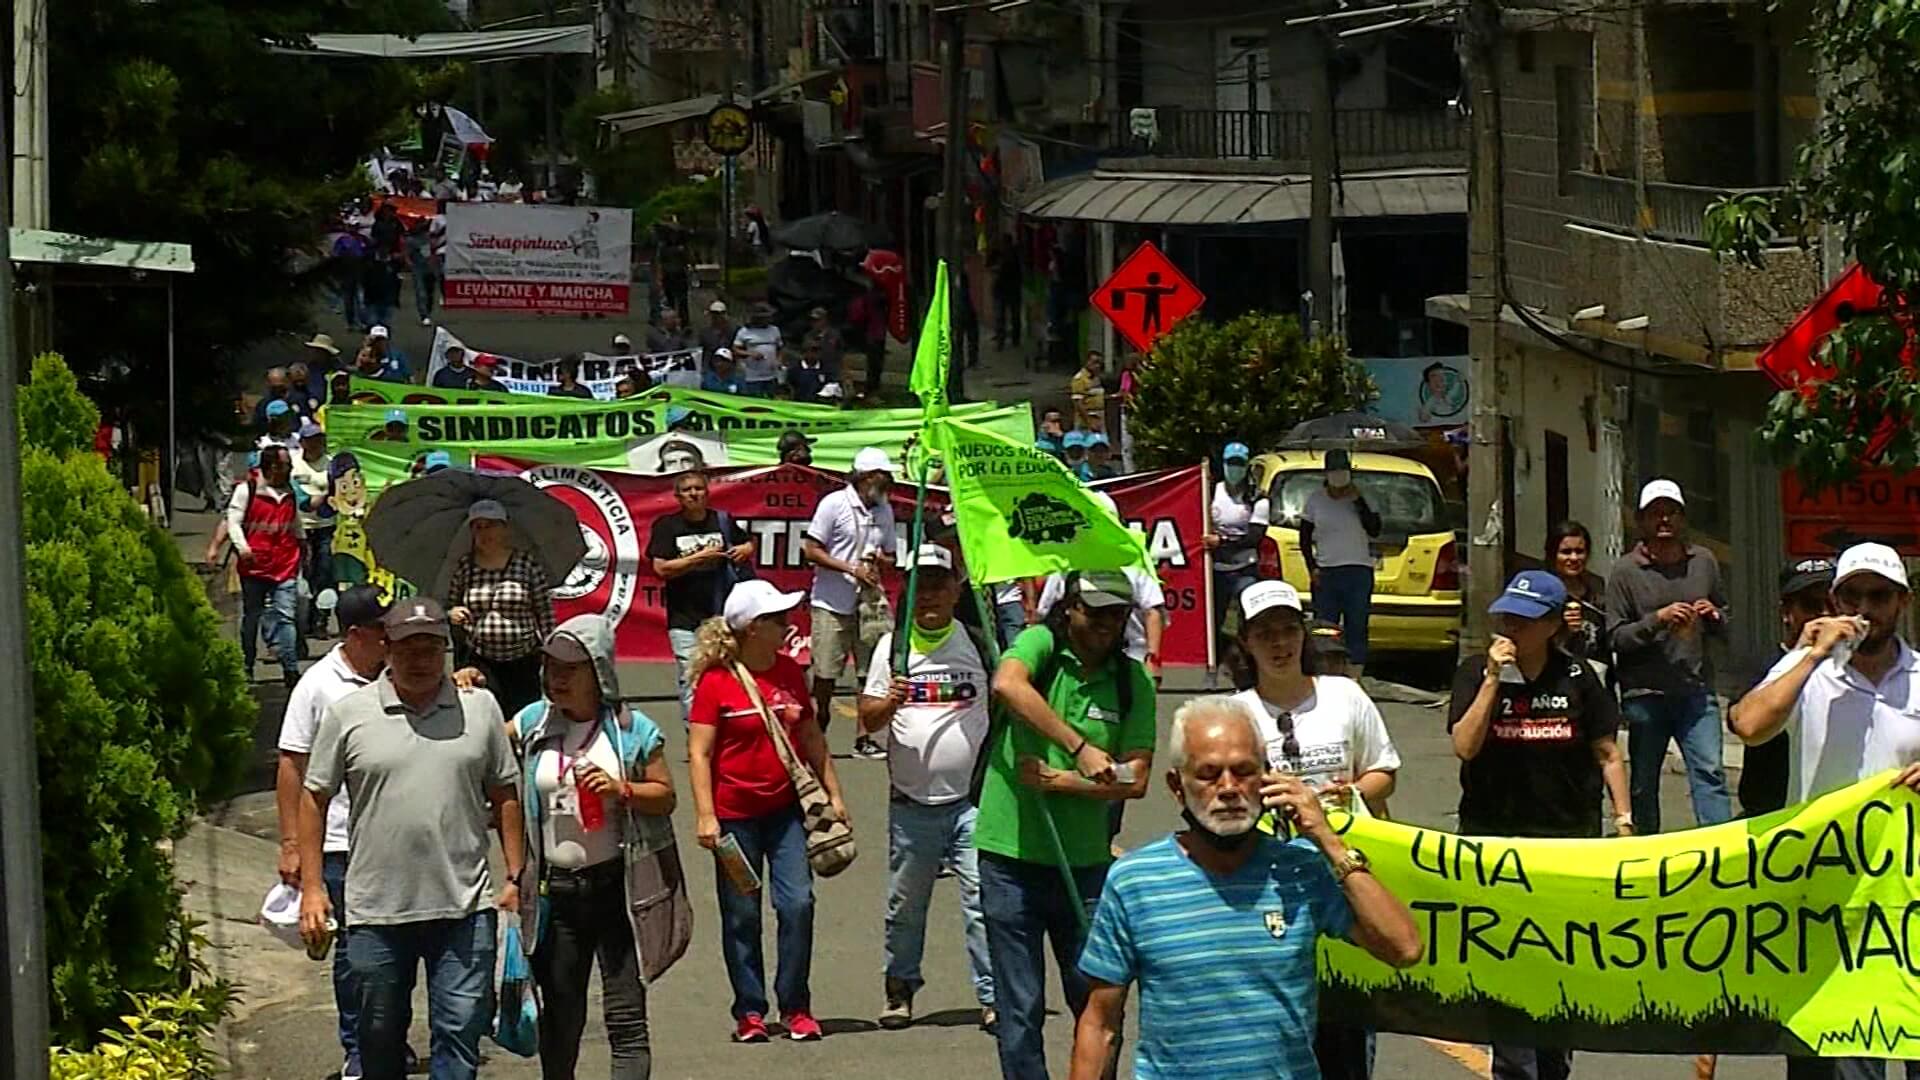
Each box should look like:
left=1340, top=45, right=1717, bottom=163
left=715, top=834, right=761, bottom=896
left=576, top=775, right=606, bottom=833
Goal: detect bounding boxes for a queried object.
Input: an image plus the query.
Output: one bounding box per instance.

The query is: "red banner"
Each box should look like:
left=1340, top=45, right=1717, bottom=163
left=471, top=459, right=1211, bottom=666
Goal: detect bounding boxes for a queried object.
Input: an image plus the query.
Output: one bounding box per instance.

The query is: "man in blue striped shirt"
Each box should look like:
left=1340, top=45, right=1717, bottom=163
left=1072, top=696, right=1422, bottom=1080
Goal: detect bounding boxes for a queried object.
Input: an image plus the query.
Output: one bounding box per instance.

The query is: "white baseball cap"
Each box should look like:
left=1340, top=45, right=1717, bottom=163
left=368, top=324, right=390, bottom=340
left=1835, top=542, right=1910, bottom=590
left=1638, top=479, right=1685, bottom=510
left=613, top=333, right=633, bottom=347
left=723, top=580, right=806, bottom=631
left=709, top=300, right=728, bottom=314
left=853, top=447, right=894, bottom=475
left=912, top=544, right=954, bottom=571
left=1240, top=580, right=1304, bottom=622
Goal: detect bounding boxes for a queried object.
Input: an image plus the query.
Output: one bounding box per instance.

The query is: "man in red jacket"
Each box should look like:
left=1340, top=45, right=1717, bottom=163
left=228, top=444, right=306, bottom=687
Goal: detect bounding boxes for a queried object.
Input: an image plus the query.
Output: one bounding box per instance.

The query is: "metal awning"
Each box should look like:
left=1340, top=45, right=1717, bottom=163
left=271, top=27, right=594, bottom=59
left=10, top=228, right=194, bottom=273
left=600, top=94, right=724, bottom=134
left=1020, top=168, right=1466, bottom=225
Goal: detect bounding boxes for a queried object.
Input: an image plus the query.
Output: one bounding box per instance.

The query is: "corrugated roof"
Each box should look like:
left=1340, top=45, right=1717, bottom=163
left=1021, top=169, right=1466, bottom=225
left=10, top=229, right=194, bottom=274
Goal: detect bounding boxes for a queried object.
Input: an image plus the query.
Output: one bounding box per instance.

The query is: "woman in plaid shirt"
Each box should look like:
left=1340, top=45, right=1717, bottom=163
left=448, top=499, right=556, bottom=717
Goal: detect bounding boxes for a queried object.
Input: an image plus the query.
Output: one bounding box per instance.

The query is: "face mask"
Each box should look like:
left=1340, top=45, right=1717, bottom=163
left=1327, top=469, right=1352, bottom=489
left=1223, top=462, right=1248, bottom=484
left=1180, top=804, right=1258, bottom=851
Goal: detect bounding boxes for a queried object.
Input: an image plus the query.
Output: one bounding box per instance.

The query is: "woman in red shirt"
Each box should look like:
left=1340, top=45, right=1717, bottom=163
left=687, top=580, right=847, bottom=1044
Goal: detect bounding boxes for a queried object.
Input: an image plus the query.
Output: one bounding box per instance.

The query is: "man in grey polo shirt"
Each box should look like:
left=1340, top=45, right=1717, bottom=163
left=299, top=597, right=524, bottom=1080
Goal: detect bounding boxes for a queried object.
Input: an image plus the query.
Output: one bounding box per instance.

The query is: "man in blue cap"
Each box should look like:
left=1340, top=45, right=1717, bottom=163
left=1062, top=430, right=1090, bottom=478
left=369, top=408, right=409, bottom=443
left=1445, top=569, right=1631, bottom=1080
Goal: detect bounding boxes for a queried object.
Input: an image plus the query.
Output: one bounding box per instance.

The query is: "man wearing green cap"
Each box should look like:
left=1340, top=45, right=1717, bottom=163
left=976, top=571, right=1156, bottom=1080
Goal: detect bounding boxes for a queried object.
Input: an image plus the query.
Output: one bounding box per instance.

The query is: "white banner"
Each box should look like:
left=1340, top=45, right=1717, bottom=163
left=424, top=327, right=702, bottom=401
left=443, top=202, right=632, bottom=315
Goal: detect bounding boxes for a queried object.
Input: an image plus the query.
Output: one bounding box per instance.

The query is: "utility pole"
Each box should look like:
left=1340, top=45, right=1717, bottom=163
left=1462, top=0, right=1506, bottom=651
left=939, top=6, right=968, bottom=403
left=11, top=0, right=47, bottom=230
left=0, top=117, right=52, bottom=1080
left=1306, top=28, right=1335, bottom=336
left=719, top=0, right=736, bottom=309
left=543, top=0, right=560, bottom=192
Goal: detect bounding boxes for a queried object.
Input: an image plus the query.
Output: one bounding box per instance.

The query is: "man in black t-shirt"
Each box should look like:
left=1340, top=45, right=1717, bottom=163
left=646, top=469, right=754, bottom=721
left=1448, top=571, right=1631, bottom=1080
left=1729, top=558, right=1834, bottom=817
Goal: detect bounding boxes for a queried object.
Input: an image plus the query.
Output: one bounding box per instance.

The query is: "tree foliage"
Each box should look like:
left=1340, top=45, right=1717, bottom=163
left=21, top=355, right=256, bottom=1041
left=1126, top=313, right=1376, bottom=469
left=1704, top=3, right=1920, bottom=490
left=47, top=0, right=448, bottom=439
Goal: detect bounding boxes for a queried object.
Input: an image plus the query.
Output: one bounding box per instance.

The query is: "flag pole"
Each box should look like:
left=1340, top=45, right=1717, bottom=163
left=1200, top=456, right=1216, bottom=677
left=895, top=442, right=935, bottom=672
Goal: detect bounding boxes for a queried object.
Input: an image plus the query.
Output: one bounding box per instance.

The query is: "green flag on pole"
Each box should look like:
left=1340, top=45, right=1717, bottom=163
left=909, top=260, right=952, bottom=420
left=928, top=415, right=1153, bottom=581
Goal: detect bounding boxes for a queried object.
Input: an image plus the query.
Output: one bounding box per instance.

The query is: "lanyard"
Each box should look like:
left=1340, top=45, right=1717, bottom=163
left=556, top=723, right=597, bottom=783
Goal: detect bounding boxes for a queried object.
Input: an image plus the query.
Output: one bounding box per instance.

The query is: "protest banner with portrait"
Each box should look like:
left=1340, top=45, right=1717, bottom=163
left=443, top=202, right=633, bottom=315
left=420, top=327, right=701, bottom=399
left=1321, top=774, right=1920, bottom=1056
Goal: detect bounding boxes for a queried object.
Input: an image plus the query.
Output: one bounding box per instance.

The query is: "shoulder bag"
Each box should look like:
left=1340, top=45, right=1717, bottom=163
left=731, top=661, right=857, bottom=877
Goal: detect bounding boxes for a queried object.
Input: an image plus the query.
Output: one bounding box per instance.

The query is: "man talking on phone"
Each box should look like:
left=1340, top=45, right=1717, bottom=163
left=1069, top=696, right=1420, bottom=1080
left=1448, top=570, right=1630, bottom=1080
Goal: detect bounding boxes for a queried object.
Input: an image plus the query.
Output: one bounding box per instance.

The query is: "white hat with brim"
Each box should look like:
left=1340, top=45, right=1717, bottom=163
left=853, top=447, right=894, bottom=475
left=1241, top=580, right=1304, bottom=622
left=1638, top=479, right=1685, bottom=510
left=304, top=333, right=340, bottom=355
left=1835, top=542, right=1910, bottom=590
left=724, top=580, right=806, bottom=631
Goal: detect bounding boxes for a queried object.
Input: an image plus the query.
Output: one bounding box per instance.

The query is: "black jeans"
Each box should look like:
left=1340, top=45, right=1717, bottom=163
left=1492, top=1044, right=1570, bottom=1080
left=535, top=862, right=651, bottom=1080
left=995, top=291, right=1022, bottom=345
left=470, top=651, right=544, bottom=721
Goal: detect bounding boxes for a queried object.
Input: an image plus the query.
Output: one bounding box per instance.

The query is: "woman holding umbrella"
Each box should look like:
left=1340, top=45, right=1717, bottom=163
left=447, top=499, right=557, bottom=717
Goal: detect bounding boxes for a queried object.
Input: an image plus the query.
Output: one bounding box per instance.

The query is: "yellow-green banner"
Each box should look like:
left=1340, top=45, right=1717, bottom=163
left=1322, top=773, right=1920, bottom=1056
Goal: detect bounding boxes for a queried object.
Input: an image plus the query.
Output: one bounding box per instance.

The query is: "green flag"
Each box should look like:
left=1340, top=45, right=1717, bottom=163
left=929, top=415, right=1152, bottom=581
left=910, top=260, right=951, bottom=419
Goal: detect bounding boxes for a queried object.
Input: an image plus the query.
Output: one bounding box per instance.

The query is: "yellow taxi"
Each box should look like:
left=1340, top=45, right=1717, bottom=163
left=1249, top=450, right=1462, bottom=654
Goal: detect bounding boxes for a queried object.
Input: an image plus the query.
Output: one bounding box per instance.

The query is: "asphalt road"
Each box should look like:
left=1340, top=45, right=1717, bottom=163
left=185, top=652, right=1790, bottom=1080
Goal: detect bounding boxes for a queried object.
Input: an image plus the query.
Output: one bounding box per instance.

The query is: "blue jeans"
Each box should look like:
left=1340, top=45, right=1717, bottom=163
left=717, top=805, right=814, bottom=1020
left=979, top=852, right=1108, bottom=1080
left=1315, top=565, right=1375, bottom=665
left=322, top=853, right=360, bottom=1068
left=348, top=909, right=496, bottom=1080
left=669, top=628, right=699, bottom=723
left=994, top=599, right=1028, bottom=651
left=885, top=797, right=994, bottom=1007
left=1623, top=690, right=1731, bottom=833
left=241, top=576, right=299, bottom=678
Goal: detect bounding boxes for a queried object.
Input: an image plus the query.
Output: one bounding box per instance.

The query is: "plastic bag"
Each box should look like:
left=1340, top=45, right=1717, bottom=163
left=490, top=923, right=539, bottom=1057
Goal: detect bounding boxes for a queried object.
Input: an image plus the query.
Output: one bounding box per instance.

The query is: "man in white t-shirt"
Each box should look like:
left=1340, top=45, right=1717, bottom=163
left=732, top=303, right=785, bottom=396
left=1227, top=580, right=1400, bottom=816
left=275, top=586, right=389, bottom=1080
left=1034, top=491, right=1168, bottom=681
left=859, top=545, right=996, bottom=1034
left=1301, top=449, right=1384, bottom=677
left=803, top=446, right=900, bottom=757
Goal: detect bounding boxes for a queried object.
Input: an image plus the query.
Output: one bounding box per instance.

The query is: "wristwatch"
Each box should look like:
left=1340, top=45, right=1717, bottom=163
left=1330, top=847, right=1371, bottom=883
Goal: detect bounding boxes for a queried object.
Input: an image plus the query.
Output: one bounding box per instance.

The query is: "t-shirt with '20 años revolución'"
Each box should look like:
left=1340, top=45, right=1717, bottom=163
left=647, top=511, right=749, bottom=631
left=1447, top=648, right=1618, bottom=838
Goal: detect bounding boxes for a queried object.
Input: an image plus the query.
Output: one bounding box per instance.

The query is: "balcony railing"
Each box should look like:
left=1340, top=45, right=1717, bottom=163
left=1565, top=170, right=1786, bottom=246
left=1109, top=106, right=1466, bottom=162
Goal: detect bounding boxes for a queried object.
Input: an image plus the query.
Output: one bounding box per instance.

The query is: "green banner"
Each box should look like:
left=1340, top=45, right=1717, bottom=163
left=1322, top=772, right=1920, bottom=1056
left=930, top=414, right=1152, bottom=581
left=325, top=377, right=1035, bottom=493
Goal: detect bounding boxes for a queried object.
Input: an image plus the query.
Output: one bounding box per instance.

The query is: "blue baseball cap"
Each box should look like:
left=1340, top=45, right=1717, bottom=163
left=1489, top=570, right=1568, bottom=619
left=423, top=450, right=453, bottom=473
left=265, top=400, right=290, bottom=418
left=1063, top=430, right=1090, bottom=449
left=384, top=408, right=407, bottom=424
left=1088, top=432, right=1110, bottom=447
left=1223, top=441, right=1251, bottom=461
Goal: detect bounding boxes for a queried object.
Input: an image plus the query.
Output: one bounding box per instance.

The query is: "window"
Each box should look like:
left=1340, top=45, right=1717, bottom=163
left=1266, top=469, right=1447, bottom=538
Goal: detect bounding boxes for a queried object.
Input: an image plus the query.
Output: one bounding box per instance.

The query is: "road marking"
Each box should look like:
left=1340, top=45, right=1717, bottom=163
left=1421, top=1037, right=1492, bottom=1078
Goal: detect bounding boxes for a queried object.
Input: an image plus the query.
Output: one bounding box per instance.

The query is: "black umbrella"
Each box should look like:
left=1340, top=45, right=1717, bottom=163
left=1279, top=411, right=1425, bottom=452
left=365, top=468, right=587, bottom=599
left=772, top=211, right=889, bottom=253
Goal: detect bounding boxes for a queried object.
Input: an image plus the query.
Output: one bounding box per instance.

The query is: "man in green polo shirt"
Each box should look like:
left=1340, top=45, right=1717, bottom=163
left=978, top=570, right=1156, bottom=1080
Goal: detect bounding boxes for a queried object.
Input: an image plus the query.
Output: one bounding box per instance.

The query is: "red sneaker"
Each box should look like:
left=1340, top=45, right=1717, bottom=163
left=784, top=1009, right=823, bottom=1041
left=733, top=1014, right=770, bottom=1043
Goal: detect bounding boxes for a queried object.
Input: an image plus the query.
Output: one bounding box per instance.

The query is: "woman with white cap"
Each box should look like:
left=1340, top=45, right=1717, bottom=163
left=1204, top=441, right=1270, bottom=673
left=447, top=499, right=556, bottom=718
left=685, top=580, right=846, bottom=1044
left=510, top=614, right=680, bottom=1080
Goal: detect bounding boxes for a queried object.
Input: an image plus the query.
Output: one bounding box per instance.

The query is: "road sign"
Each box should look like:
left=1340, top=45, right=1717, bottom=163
left=1756, top=265, right=1882, bottom=391
left=704, top=103, right=753, bottom=156
left=1782, top=469, right=1920, bottom=556
left=1092, top=241, right=1204, bottom=354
